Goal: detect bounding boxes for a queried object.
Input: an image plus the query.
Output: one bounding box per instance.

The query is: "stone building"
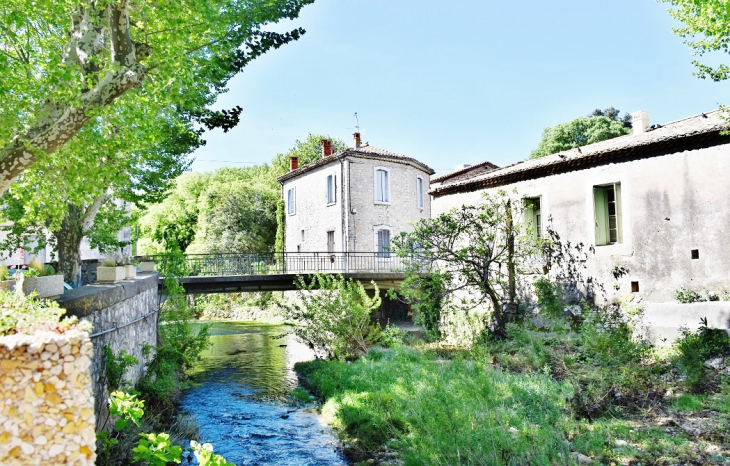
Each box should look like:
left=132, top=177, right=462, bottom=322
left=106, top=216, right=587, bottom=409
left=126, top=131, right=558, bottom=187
left=430, top=109, right=730, bottom=340
left=277, top=134, right=434, bottom=255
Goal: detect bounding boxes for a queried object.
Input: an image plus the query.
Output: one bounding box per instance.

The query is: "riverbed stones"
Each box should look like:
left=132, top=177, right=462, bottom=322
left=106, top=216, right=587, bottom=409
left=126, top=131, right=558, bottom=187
left=0, top=330, right=96, bottom=465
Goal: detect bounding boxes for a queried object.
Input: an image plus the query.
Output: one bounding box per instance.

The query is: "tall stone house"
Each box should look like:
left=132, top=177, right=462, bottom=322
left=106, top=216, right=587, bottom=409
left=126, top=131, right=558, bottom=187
left=431, top=109, right=730, bottom=341
left=277, top=133, right=434, bottom=256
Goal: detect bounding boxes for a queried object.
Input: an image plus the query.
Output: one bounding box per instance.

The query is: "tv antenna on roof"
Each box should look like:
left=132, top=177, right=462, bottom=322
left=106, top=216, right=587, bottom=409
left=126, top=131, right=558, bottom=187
left=354, top=112, right=360, bottom=133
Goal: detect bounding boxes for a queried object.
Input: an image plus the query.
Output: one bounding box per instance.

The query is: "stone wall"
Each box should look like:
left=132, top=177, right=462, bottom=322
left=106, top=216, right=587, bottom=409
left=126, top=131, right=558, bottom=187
left=79, top=259, right=100, bottom=286
left=57, top=273, right=159, bottom=428
left=432, top=144, right=730, bottom=304
left=0, top=329, right=96, bottom=465
left=347, top=157, right=432, bottom=253
left=282, top=155, right=432, bottom=253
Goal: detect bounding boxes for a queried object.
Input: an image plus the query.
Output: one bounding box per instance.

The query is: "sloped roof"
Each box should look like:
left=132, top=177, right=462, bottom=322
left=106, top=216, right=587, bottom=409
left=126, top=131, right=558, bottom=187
left=431, top=160, right=500, bottom=185
left=277, top=144, right=435, bottom=183
left=431, top=109, right=728, bottom=198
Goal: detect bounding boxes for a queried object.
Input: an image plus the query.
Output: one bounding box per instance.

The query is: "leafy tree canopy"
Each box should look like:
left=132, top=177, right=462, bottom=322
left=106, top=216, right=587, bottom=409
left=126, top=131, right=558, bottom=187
left=662, top=0, right=730, bottom=81
left=529, top=111, right=632, bottom=159
left=0, top=0, right=313, bottom=193
left=392, top=190, right=542, bottom=339
left=270, top=134, right=347, bottom=180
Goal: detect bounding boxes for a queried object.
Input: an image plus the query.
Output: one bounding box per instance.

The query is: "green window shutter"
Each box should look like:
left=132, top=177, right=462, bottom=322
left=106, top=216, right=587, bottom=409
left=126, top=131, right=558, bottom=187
left=614, top=183, right=623, bottom=243
left=594, top=187, right=608, bottom=245
left=524, top=200, right=535, bottom=232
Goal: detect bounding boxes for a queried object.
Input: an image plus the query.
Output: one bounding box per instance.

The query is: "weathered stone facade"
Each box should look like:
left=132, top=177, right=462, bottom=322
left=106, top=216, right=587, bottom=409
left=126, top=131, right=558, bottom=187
left=280, top=145, right=433, bottom=253
left=430, top=110, right=730, bottom=340
left=57, top=273, right=159, bottom=428
left=0, top=330, right=96, bottom=465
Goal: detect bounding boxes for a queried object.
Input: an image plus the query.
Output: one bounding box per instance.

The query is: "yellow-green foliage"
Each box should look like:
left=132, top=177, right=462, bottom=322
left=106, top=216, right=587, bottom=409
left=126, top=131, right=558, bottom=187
left=297, top=347, right=573, bottom=464
left=286, top=274, right=382, bottom=360
left=0, top=291, right=87, bottom=335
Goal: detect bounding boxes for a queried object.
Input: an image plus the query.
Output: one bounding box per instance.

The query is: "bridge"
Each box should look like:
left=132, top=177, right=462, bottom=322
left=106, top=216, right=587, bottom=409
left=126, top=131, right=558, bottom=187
left=142, top=252, right=425, bottom=294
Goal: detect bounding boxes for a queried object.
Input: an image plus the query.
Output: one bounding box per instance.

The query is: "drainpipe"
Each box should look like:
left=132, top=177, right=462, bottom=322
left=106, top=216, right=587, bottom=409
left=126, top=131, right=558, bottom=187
left=339, top=156, right=346, bottom=271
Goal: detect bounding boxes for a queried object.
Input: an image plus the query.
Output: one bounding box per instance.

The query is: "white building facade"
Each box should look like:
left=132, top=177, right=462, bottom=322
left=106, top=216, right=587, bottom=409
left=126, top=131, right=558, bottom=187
left=278, top=134, right=434, bottom=256
left=430, top=110, right=730, bottom=340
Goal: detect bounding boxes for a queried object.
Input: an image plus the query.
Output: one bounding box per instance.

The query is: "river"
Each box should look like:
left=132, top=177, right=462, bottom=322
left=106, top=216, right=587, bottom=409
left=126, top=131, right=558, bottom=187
left=179, top=322, right=347, bottom=466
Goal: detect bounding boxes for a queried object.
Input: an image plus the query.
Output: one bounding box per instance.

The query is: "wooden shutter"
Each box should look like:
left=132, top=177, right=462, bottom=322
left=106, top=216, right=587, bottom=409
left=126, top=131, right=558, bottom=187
left=288, top=189, right=295, bottom=214
left=327, top=175, right=335, bottom=204
left=376, top=170, right=383, bottom=201
left=524, top=200, right=536, bottom=237
left=615, top=183, right=623, bottom=243
left=593, top=187, right=608, bottom=245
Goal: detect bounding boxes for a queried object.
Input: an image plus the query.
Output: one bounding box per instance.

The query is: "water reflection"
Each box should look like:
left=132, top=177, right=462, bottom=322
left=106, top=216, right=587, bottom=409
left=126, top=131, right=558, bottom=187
left=180, top=322, right=346, bottom=466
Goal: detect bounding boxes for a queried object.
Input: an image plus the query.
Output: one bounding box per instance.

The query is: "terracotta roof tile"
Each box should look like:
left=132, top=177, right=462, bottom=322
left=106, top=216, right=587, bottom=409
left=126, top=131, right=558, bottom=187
left=431, top=109, right=728, bottom=197
left=277, top=144, right=434, bottom=182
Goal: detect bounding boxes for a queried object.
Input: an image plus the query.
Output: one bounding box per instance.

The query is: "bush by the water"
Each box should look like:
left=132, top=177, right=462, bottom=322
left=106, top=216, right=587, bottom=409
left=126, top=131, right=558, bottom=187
left=285, top=274, right=384, bottom=360
left=297, top=297, right=730, bottom=465
left=297, top=346, right=574, bottom=464
left=138, top=278, right=210, bottom=411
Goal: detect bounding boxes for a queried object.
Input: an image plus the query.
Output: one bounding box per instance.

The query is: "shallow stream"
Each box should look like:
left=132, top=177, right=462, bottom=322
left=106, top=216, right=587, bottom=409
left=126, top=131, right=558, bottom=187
left=179, top=322, right=346, bottom=465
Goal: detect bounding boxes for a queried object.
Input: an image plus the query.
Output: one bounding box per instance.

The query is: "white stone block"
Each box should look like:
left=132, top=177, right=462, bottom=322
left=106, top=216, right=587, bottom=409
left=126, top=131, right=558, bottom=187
left=96, top=266, right=125, bottom=283
left=22, top=275, right=64, bottom=299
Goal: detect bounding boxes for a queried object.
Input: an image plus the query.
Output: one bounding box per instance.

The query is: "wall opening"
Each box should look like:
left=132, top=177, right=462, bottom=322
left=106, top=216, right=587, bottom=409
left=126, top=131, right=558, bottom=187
left=691, top=249, right=699, bottom=260
left=631, top=281, right=639, bottom=293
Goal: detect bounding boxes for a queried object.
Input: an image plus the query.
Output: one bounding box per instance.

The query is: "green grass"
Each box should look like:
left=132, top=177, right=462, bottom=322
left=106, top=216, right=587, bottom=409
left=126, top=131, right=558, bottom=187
left=297, top=346, right=575, bottom=465
left=297, top=334, right=730, bottom=465
left=671, top=394, right=707, bottom=412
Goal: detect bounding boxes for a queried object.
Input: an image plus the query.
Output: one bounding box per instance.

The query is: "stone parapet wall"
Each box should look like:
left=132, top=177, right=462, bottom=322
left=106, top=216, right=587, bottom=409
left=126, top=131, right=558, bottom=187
left=0, top=329, right=96, bottom=465
left=57, top=273, right=159, bottom=428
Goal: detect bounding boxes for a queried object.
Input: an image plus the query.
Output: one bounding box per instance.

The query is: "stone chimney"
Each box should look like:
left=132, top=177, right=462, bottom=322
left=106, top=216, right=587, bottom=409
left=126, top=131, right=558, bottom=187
left=631, top=110, right=650, bottom=135
left=321, top=139, right=333, bottom=157
left=290, top=156, right=298, bottom=171
left=353, top=132, right=361, bottom=149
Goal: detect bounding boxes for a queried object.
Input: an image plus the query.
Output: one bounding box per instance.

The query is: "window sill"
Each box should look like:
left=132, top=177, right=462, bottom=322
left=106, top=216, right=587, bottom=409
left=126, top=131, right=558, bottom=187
left=326, top=202, right=336, bottom=207
left=374, top=201, right=391, bottom=206
left=594, top=242, right=632, bottom=257
left=287, top=212, right=296, bottom=216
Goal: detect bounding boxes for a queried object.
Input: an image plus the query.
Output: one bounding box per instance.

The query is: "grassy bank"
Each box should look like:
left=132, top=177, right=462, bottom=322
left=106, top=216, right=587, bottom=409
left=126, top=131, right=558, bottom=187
left=296, top=324, right=730, bottom=465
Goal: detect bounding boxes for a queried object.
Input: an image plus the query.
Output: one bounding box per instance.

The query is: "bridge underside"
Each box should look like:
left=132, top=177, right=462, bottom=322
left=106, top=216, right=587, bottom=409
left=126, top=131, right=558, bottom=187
left=162, top=273, right=408, bottom=294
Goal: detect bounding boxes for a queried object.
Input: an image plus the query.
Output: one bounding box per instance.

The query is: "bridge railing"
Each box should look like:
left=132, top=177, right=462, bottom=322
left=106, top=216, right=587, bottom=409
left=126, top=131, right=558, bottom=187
left=138, top=252, right=428, bottom=277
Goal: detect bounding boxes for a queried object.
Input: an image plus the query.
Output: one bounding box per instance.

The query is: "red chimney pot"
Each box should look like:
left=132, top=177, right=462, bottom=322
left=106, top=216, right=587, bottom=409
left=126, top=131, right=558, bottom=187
left=290, top=156, right=299, bottom=171
left=321, top=139, right=333, bottom=157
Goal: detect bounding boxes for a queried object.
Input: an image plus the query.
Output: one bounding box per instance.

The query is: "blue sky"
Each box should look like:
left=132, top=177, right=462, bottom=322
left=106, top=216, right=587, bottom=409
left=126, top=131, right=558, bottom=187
left=189, top=0, right=726, bottom=176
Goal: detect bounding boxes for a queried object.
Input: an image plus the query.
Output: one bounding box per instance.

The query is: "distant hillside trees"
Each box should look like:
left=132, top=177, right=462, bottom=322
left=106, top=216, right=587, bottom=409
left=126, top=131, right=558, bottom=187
left=138, top=134, right=346, bottom=255
left=529, top=107, right=632, bottom=159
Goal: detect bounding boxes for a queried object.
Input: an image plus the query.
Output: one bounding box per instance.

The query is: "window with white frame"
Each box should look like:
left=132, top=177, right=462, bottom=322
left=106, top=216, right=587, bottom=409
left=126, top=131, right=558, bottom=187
left=593, top=183, right=622, bottom=245
left=287, top=188, right=295, bottom=215
left=377, top=229, right=391, bottom=258
left=374, top=168, right=390, bottom=203
left=326, top=174, right=336, bottom=204
left=327, top=231, right=335, bottom=253
left=523, top=197, right=542, bottom=239
left=417, top=176, right=424, bottom=209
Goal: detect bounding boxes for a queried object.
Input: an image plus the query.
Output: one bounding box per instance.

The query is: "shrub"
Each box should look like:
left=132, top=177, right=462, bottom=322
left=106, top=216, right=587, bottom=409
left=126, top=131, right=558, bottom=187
left=388, top=272, right=446, bottom=341
left=0, top=290, right=86, bottom=335
left=675, top=288, right=704, bottom=303
left=566, top=303, right=665, bottom=418
left=533, top=277, right=565, bottom=318
left=132, top=432, right=182, bottom=466
left=379, top=324, right=407, bottom=348
left=138, top=278, right=210, bottom=411
left=102, top=345, right=139, bottom=393
left=674, top=317, right=730, bottom=392
left=285, top=274, right=382, bottom=360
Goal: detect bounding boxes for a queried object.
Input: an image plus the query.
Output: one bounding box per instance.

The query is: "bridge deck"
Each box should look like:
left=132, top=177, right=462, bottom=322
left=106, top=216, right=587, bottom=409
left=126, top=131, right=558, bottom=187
left=164, top=272, right=408, bottom=294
